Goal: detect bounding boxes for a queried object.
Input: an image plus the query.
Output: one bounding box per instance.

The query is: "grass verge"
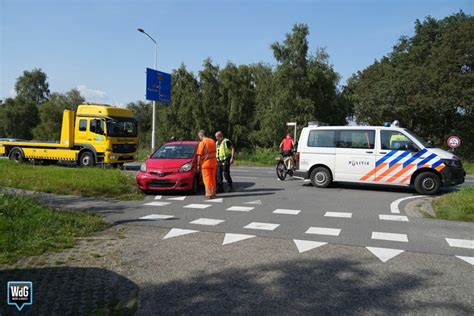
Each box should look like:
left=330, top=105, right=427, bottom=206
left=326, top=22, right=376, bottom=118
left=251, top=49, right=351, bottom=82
left=234, top=148, right=277, bottom=167
left=0, top=193, right=109, bottom=264
left=463, top=161, right=474, bottom=175
left=0, top=159, right=143, bottom=200
left=432, top=187, right=474, bottom=222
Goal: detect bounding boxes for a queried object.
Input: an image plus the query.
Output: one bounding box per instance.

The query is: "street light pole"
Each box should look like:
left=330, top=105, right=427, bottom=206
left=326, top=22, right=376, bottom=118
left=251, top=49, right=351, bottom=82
left=138, top=28, right=158, bottom=151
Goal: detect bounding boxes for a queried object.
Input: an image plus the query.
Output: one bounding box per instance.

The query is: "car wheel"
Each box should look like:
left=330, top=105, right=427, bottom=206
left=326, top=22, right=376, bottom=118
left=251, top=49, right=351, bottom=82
left=310, top=167, right=332, bottom=188
left=414, top=172, right=441, bottom=195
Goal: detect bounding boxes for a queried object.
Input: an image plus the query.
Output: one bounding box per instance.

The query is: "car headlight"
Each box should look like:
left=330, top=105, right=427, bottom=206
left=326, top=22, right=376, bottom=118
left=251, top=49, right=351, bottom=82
left=179, top=162, right=192, bottom=173
left=140, top=163, right=147, bottom=173
left=442, top=159, right=461, bottom=168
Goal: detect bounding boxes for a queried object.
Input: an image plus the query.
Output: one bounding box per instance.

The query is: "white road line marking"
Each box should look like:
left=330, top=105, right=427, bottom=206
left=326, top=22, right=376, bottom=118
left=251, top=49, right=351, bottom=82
left=324, top=212, right=352, bottom=218
left=372, top=232, right=408, bottom=242
left=206, top=198, right=223, bottom=203
left=304, top=179, right=311, bottom=182
left=233, top=176, right=258, bottom=179
left=305, top=227, right=341, bottom=236
left=273, top=209, right=301, bottom=215
left=227, top=206, right=254, bottom=212
left=293, top=240, right=327, bottom=253
left=244, top=222, right=280, bottom=231
left=143, top=201, right=171, bottom=207
left=184, top=203, right=212, bottom=209
left=190, top=218, right=225, bottom=226
left=390, top=196, right=423, bottom=213
left=167, top=196, right=186, bottom=201
left=163, top=228, right=199, bottom=239
left=292, top=176, right=304, bottom=180
left=379, top=214, right=409, bottom=222
left=223, top=233, right=256, bottom=245
left=446, top=238, right=474, bottom=249
left=456, top=256, right=474, bottom=266
left=139, top=214, right=175, bottom=220
left=244, top=200, right=262, bottom=205
left=366, top=247, right=405, bottom=263
left=154, top=195, right=162, bottom=200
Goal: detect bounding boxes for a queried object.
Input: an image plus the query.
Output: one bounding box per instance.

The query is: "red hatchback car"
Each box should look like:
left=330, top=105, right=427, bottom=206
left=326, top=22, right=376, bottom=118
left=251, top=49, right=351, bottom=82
left=136, top=141, right=202, bottom=193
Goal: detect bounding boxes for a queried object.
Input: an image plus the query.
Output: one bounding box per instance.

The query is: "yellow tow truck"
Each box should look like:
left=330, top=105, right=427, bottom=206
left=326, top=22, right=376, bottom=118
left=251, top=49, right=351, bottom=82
left=0, top=103, right=139, bottom=168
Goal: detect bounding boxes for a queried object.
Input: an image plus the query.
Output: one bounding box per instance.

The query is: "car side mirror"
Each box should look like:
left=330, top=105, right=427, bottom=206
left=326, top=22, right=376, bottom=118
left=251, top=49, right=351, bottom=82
left=427, top=140, right=434, bottom=147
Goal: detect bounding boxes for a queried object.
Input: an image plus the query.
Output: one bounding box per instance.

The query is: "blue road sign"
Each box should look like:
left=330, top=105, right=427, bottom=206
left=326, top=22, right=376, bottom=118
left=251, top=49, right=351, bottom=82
left=146, top=68, right=171, bottom=104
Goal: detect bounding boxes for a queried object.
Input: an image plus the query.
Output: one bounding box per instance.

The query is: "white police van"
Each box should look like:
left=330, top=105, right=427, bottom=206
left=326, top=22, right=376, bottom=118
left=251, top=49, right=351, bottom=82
left=294, top=122, right=465, bottom=195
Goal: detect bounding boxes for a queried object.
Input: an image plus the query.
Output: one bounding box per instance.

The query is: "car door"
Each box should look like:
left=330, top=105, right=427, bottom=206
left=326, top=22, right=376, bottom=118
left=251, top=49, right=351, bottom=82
left=334, top=129, right=376, bottom=182
left=374, top=130, right=423, bottom=184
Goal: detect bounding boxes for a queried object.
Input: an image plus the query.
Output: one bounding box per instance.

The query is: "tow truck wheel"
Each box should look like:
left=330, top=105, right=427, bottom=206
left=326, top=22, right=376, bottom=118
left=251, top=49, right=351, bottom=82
left=9, top=148, right=25, bottom=163
left=414, top=172, right=441, bottom=195
left=78, top=151, right=95, bottom=167
left=310, top=167, right=332, bottom=188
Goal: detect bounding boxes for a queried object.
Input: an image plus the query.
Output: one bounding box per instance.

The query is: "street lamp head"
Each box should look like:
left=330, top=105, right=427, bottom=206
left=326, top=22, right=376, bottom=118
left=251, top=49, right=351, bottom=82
left=137, top=28, right=145, bottom=33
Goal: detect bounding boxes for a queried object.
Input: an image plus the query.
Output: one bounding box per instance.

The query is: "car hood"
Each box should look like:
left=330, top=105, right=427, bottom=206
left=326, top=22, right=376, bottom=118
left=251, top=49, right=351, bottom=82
left=146, top=158, right=192, bottom=170
left=426, top=148, right=457, bottom=160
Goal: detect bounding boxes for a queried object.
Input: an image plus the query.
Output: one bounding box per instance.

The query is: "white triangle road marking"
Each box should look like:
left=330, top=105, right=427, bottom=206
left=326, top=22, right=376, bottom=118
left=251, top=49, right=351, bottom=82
left=456, top=256, right=474, bottom=266
left=366, top=247, right=405, bottom=263
left=154, top=195, right=163, bottom=200
left=144, top=201, right=171, bottom=207
left=223, top=233, right=256, bottom=245
left=293, top=240, right=327, bottom=253
left=167, top=196, right=186, bottom=201
left=244, top=200, right=262, bottom=205
left=163, top=228, right=199, bottom=240
left=139, top=214, right=175, bottom=220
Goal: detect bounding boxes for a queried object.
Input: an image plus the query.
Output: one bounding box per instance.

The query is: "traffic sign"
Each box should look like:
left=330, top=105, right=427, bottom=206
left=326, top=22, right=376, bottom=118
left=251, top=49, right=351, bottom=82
left=447, top=135, right=461, bottom=149
left=146, top=68, right=171, bottom=104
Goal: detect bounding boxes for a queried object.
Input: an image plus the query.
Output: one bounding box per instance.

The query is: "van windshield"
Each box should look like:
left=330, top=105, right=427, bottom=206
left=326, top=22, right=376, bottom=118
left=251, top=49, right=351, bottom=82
left=404, top=129, right=432, bottom=148
left=106, top=117, right=138, bottom=137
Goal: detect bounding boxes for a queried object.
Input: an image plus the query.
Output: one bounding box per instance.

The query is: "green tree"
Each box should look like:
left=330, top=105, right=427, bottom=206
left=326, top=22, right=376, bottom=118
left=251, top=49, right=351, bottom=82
left=0, top=97, right=39, bottom=139
left=127, top=100, right=152, bottom=147
left=15, top=68, right=50, bottom=105
left=346, top=12, right=474, bottom=158
left=198, top=58, right=224, bottom=134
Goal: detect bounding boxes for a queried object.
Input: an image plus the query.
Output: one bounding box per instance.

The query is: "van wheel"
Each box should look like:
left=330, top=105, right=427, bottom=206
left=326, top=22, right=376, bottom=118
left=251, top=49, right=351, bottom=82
left=310, top=167, right=332, bottom=188
left=9, top=148, right=25, bottom=163
left=414, top=172, right=440, bottom=195
left=78, top=151, right=95, bottom=167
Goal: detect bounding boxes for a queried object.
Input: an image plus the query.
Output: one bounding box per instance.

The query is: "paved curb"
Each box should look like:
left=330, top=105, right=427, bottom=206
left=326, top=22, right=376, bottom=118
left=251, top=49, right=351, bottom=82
left=403, top=197, right=436, bottom=218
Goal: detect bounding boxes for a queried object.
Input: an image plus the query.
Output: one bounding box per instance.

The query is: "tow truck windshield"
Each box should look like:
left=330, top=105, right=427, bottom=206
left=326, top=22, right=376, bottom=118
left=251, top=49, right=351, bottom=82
left=106, top=117, right=138, bottom=137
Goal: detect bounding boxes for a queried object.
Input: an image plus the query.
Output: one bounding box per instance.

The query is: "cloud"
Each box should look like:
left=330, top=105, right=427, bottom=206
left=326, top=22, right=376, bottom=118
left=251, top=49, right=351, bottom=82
left=76, top=85, right=108, bottom=100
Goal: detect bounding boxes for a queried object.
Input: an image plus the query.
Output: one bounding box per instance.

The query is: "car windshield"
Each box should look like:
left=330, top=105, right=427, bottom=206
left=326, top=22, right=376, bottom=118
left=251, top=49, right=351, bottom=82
left=106, top=117, right=138, bottom=137
left=403, top=129, right=432, bottom=148
left=151, top=144, right=196, bottom=159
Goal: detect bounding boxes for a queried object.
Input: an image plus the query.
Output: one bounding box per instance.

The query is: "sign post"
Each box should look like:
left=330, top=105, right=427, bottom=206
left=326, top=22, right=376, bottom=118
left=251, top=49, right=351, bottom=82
left=447, top=135, right=461, bottom=151
left=146, top=68, right=172, bottom=151
left=286, top=122, right=297, bottom=142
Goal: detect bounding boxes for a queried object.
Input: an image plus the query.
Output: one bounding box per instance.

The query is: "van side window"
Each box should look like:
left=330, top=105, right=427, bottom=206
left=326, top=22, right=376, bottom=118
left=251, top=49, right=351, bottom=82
left=337, top=130, right=375, bottom=149
left=79, top=119, right=87, bottom=132
left=381, top=131, right=417, bottom=151
left=307, top=130, right=336, bottom=147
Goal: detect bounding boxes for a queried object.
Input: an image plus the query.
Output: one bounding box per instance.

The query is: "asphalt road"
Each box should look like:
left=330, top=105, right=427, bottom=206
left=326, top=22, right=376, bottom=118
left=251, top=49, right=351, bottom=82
left=113, top=165, right=474, bottom=258
left=15, top=164, right=472, bottom=314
